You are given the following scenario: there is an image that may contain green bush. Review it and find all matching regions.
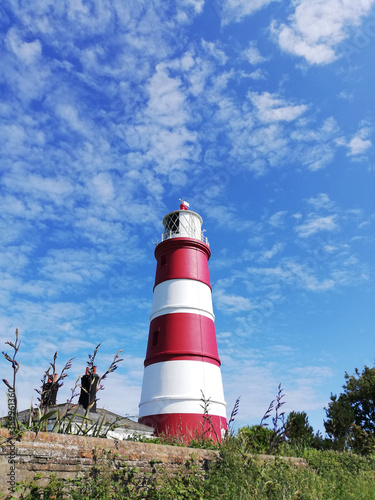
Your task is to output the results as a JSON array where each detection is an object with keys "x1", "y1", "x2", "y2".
[{"x1": 237, "y1": 425, "x2": 275, "y2": 454}]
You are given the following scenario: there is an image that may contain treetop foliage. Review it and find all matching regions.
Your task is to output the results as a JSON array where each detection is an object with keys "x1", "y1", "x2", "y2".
[{"x1": 324, "y1": 364, "x2": 375, "y2": 454}]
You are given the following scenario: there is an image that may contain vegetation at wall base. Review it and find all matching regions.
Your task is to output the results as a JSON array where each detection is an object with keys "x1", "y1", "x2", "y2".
[{"x1": 4, "y1": 439, "x2": 375, "y2": 500}]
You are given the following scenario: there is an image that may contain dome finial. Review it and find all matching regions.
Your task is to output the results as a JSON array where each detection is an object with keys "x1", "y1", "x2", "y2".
[{"x1": 179, "y1": 198, "x2": 190, "y2": 210}]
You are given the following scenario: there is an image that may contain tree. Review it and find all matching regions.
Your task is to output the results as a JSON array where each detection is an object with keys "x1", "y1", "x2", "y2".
[
  {"x1": 324, "y1": 365, "x2": 375, "y2": 454},
  {"x1": 285, "y1": 411, "x2": 314, "y2": 447},
  {"x1": 324, "y1": 394, "x2": 355, "y2": 451}
]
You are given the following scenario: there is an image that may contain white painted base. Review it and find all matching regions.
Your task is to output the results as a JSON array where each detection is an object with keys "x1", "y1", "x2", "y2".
[{"x1": 139, "y1": 360, "x2": 226, "y2": 418}]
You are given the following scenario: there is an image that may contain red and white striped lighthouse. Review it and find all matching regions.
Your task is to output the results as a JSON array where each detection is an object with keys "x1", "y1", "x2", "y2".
[{"x1": 139, "y1": 202, "x2": 226, "y2": 441}]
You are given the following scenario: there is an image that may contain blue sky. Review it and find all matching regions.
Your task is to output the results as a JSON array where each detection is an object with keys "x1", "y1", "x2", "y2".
[{"x1": 1, "y1": 0, "x2": 375, "y2": 435}]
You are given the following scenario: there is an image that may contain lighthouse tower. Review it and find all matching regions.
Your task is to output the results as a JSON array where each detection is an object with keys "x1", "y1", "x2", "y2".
[{"x1": 139, "y1": 202, "x2": 226, "y2": 441}]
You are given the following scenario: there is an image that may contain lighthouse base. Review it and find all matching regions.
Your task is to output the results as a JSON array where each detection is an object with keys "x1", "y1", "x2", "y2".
[
  {"x1": 139, "y1": 413, "x2": 226, "y2": 443},
  {"x1": 138, "y1": 360, "x2": 227, "y2": 442}
]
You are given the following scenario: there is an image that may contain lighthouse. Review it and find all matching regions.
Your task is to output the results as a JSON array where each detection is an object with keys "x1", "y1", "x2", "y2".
[{"x1": 139, "y1": 202, "x2": 226, "y2": 441}]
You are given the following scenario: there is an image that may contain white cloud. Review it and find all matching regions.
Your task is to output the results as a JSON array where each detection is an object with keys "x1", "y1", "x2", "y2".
[
  {"x1": 203, "y1": 89, "x2": 340, "y2": 176},
  {"x1": 2, "y1": 171, "x2": 74, "y2": 207},
  {"x1": 178, "y1": 0, "x2": 204, "y2": 16},
  {"x1": 221, "y1": 0, "x2": 280, "y2": 25},
  {"x1": 5, "y1": 27, "x2": 42, "y2": 64},
  {"x1": 221, "y1": 348, "x2": 333, "y2": 428},
  {"x1": 120, "y1": 61, "x2": 201, "y2": 177},
  {"x1": 292, "y1": 213, "x2": 303, "y2": 220},
  {"x1": 40, "y1": 249, "x2": 112, "y2": 286},
  {"x1": 56, "y1": 104, "x2": 91, "y2": 136},
  {"x1": 247, "y1": 260, "x2": 336, "y2": 292},
  {"x1": 214, "y1": 290, "x2": 255, "y2": 313},
  {"x1": 241, "y1": 69, "x2": 267, "y2": 80},
  {"x1": 347, "y1": 129, "x2": 372, "y2": 156},
  {"x1": 249, "y1": 124, "x2": 289, "y2": 162},
  {"x1": 338, "y1": 90, "x2": 354, "y2": 101},
  {"x1": 296, "y1": 215, "x2": 338, "y2": 237},
  {"x1": 92, "y1": 173, "x2": 115, "y2": 203},
  {"x1": 248, "y1": 91, "x2": 308, "y2": 123},
  {"x1": 146, "y1": 64, "x2": 188, "y2": 127},
  {"x1": 289, "y1": 365, "x2": 335, "y2": 380},
  {"x1": 272, "y1": 0, "x2": 375, "y2": 65},
  {"x1": 285, "y1": 261, "x2": 336, "y2": 291},
  {"x1": 201, "y1": 40, "x2": 228, "y2": 65},
  {"x1": 0, "y1": 124, "x2": 27, "y2": 151},
  {"x1": 259, "y1": 242, "x2": 285, "y2": 261},
  {"x1": 307, "y1": 193, "x2": 333, "y2": 211},
  {"x1": 268, "y1": 210, "x2": 288, "y2": 228},
  {"x1": 291, "y1": 117, "x2": 340, "y2": 171},
  {"x1": 270, "y1": 344, "x2": 297, "y2": 356},
  {"x1": 244, "y1": 41, "x2": 268, "y2": 65},
  {"x1": 303, "y1": 144, "x2": 336, "y2": 171}
]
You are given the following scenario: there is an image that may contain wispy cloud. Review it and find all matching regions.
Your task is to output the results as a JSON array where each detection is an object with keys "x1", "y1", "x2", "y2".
[
  {"x1": 248, "y1": 92, "x2": 308, "y2": 123},
  {"x1": 221, "y1": 0, "x2": 280, "y2": 25},
  {"x1": 243, "y1": 41, "x2": 268, "y2": 65},
  {"x1": 258, "y1": 243, "x2": 285, "y2": 261},
  {"x1": 242, "y1": 68, "x2": 267, "y2": 80},
  {"x1": 296, "y1": 215, "x2": 338, "y2": 237},
  {"x1": 5, "y1": 27, "x2": 42, "y2": 64},
  {"x1": 246, "y1": 260, "x2": 336, "y2": 292},
  {"x1": 307, "y1": 193, "x2": 334, "y2": 211},
  {"x1": 290, "y1": 117, "x2": 341, "y2": 171},
  {"x1": 214, "y1": 289, "x2": 255, "y2": 313},
  {"x1": 268, "y1": 211, "x2": 288, "y2": 228},
  {"x1": 221, "y1": 346, "x2": 334, "y2": 428}
]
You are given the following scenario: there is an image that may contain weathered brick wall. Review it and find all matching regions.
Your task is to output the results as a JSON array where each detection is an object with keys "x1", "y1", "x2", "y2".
[{"x1": 0, "y1": 428, "x2": 218, "y2": 497}]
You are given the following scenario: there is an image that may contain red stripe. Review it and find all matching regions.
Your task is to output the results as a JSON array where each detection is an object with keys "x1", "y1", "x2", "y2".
[
  {"x1": 154, "y1": 238, "x2": 211, "y2": 289},
  {"x1": 144, "y1": 313, "x2": 220, "y2": 367},
  {"x1": 139, "y1": 413, "x2": 226, "y2": 443}
]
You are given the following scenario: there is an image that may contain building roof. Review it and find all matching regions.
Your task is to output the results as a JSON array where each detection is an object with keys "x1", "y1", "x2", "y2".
[{"x1": 6, "y1": 403, "x2": 154, "y2": 438}]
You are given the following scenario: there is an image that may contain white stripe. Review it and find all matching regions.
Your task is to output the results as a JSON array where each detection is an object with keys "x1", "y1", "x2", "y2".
[
  {"x1": 151, "y1": 279, "x2": 214, "y2": 321},
  {"x1": 139, "y1": 360, "x2": 226, "y2": 418}
]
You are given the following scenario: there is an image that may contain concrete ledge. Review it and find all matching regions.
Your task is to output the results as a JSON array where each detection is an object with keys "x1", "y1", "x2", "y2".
[
  {"x1": 0, "y1": 428, "x2": 218, "y2": 496},
  {"x1": 0, "y1": 429, "x2": 307, "y2": 498}
]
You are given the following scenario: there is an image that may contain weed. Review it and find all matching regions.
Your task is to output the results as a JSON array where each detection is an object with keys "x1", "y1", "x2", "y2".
[
  {"x1": 2, "y1": 330, "x2": 124, "y2": 439},
  {"x1": 2, "y1": 328, "x2": 21, "y2": 433},
  {"x1": 226, "y1": 395, "x2": 240, "y2": 437}
]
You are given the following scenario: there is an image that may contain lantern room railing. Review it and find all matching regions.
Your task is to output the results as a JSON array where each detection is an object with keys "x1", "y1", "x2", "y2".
[{"x1": 159, "y1": 231, "x2": 209, "y2": 246}]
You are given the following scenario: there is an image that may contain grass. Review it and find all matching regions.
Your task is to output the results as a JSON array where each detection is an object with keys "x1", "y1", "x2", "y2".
[{"x1": 4, "y1": 438, "x2": 375, "y2": 499}]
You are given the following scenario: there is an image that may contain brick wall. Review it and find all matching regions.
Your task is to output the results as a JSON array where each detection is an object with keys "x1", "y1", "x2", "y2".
[{"x1": 0, "y1": 428, "x2": 219, "y2": 497}]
